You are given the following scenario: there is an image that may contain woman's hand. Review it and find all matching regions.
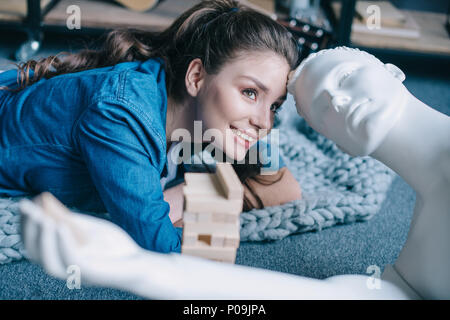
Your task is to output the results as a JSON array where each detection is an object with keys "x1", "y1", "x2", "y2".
[{"x1": 163, "y1": 183, "x2": 185, "y2": 226}]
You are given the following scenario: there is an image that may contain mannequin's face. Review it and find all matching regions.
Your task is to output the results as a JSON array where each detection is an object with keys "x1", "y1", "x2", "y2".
[
  {"x1": 190, "y1": 51, "x2": 290, "y2": 160},
  {"x1": 289, "y1": 49, "x2": 407, "y2": 156}
]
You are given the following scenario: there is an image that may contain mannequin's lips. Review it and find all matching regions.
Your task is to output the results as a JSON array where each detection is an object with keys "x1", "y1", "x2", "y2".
[{"x1": 346, "y1": 99, "x2": 371, "y2": 128}]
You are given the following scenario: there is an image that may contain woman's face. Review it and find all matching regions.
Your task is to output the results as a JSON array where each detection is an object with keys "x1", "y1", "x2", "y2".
[{"x1": 195, "y1": 51, "x2": 291, "y2": 161}]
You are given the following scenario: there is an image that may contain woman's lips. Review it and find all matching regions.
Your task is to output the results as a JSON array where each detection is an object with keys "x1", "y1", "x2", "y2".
[
  {"x1": 230, "y1": 125, "x2": 258, "y2": 140},
  {"x1": 234, "y1": 133, "x2": 250, "y2": 149},
  {"x1": 229, "y1": 125, "x2": 256, "y2": 150}
]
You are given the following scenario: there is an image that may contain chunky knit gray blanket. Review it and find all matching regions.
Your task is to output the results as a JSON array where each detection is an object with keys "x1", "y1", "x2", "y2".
[{"x1": 0, "y1": 96, "x2": 396, "y2": 264}]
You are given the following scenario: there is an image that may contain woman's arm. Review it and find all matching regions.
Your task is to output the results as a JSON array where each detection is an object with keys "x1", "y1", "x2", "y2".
[
  {"x1": 241, "y1": 140, "x2": 302, "y2": 211},
  {"x1": 75, "y1": 100, "x2": 181, "y2": 253},
  {"x1": 163, "y1": 183, "x2": 184, "y2": 227},
  {"x1": 242, "y1": 166, "x2": 302, "y2": 211}
]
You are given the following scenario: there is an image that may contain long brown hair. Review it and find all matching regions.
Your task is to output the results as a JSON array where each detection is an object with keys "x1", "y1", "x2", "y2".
[
  {"x1": 3, "y1": 0, "x2": 298, "y2": 101},
  {"x1": 3, "y1": 0, "x2": 299, "y2": 184}
]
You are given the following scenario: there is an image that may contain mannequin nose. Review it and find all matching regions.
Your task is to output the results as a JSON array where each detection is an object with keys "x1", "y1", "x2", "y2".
[{"x1": 325, "y1": 90, "x2": 351, "y2": 112}]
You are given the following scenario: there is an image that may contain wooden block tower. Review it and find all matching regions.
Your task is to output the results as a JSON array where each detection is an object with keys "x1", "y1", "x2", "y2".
[{"x1": 181, "y1": 162, "x2": 244, "y2": 263}]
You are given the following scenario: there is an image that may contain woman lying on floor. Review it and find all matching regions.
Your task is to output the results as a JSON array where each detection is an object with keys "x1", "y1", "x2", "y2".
[{"x1": 0, "y1": 0, "x2": 302, "y2": 253}]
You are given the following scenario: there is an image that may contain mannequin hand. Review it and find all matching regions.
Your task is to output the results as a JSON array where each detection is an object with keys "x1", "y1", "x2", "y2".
[
  {"x1": 17, "y1": 193, "x2": 413, "y2": 299},
  {"x1": 19, "y1": 193, "x2": 146, "y2": 290}
]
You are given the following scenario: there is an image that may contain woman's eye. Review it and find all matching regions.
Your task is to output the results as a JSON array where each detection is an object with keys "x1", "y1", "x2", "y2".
[{"x1": 242, "y1": 88, "x2": 257, "y2": 101}]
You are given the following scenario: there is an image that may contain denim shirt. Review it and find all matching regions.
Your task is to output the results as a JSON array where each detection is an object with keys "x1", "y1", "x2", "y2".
[{"x1": 0, "y1": 58, "x2": 182, "y2": 253}]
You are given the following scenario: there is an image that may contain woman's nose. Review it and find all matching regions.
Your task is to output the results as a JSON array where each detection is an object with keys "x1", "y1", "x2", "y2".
[
  {"x1": 252, "y1": 105, "x2": 272, "y2": 132},
  {"x1": 249, "y1": 104, "x2": 272, "y2": 139}
]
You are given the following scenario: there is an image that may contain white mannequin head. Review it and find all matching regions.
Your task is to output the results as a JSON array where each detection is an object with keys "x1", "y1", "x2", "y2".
[{"x1": 287, "y1": 47, "x2": 408, "y2": 156}]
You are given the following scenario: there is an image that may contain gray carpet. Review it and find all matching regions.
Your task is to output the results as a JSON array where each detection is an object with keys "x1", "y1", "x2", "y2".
[
  {"x1": 0, "y1": 30, "x2": 449, "y2": 299},
  {"x1": 0, "y1": 175, "x2": 415, "y2": 300}
]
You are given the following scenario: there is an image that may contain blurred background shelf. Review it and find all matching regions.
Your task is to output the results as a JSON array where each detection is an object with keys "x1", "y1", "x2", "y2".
[
  {"x1": 0, "y1": 0, "x2": 201, "y2": 34},
  {"x1": 0, "y1": 0, "x2": 276, "y2": 61},
  {"x1": 351, "y1": 10, "x2": 450, "y2": 56},
  {"x1": 0, "y1": 0, "x2": 449, "y2": 62},
  {"x1": 0, "y1": 0, "x2": 202, "y2": 61},
  {"x1": 43, "y1": 0, "x2": 199, "y2": 32},
  {"x1": 0, "y1": 0, "x2": 53, "y2": 23},
  {"x1": 325, "y1": 0, "x2": 450, "y2": 59}
]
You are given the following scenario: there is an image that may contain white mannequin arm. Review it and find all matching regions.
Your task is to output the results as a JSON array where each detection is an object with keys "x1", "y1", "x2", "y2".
[{"x1": 19, "y1": 196, "x2": 412, "y2": 299}]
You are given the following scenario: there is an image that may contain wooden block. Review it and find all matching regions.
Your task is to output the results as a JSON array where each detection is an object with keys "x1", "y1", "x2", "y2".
[
  {"x1": 182, "y1": 232, "x2": 240, "y2": 248},
  {"x1": 182, "y1": 169, "x2": 243, "y2": 214},
  {"x1": 182, "y1": 232, "x2": 197, "y2": 246},
  {"x1": 183, "y1": 173, "x2": 224, "y2": 198},
  {"x1": 197, "y1": 212, "x2": 210, "y2": 223},
  {"x1": 197, "y1": 234, "x2": 212, "y2": 246},
  {"x1": 215, "y1": 162, "x2": 244, "y2": 200},
  {"x1": 181, "y1": 244, "x2": 237, "y2": 263},
  {"x1": 184, "y1": 211, "x2": 241, "y2": 224},
  {"x1": 184, "y1": 195, "x2": 242, "y2": 215},
  {"x1": 211, "y1": 234, "x2": 225, "y2": 247},
  {"x1": 182, "y1": 232, "x2": 212, "y2": 246},
  {"x1": 211, "y1": 213, "x2": 226, "y2": 223},
  {"x1": 224, "y1": 236, "x2": 240, "y2": 248},
  {"x1": 183, "y1": 221, "x2": 240, "y2": 238},
  {"x1": 182, "y1": 211, "x2": 197, "y2": 223},
  {"x1": 225, "y1": 214, "x2": 240, "y2": 224}
]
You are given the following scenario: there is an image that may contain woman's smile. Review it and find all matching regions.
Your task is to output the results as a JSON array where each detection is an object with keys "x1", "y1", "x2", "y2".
[{"x1": 229, "y1": 125, "x2": 258, "y2": 150}]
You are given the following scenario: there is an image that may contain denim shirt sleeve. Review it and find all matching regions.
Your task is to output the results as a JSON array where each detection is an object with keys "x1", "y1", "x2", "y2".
[{"x1": 74, "y1": 98, "x2": 181, "y2": 253}]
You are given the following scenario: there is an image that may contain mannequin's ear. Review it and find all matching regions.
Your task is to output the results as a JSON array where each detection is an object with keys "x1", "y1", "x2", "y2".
[
  {"x1": 185, "y1": 58, "x2": 206, "y2": 97},
  {"x1": 384, "y1": 63, "x2": 405, "y2": 82}
]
